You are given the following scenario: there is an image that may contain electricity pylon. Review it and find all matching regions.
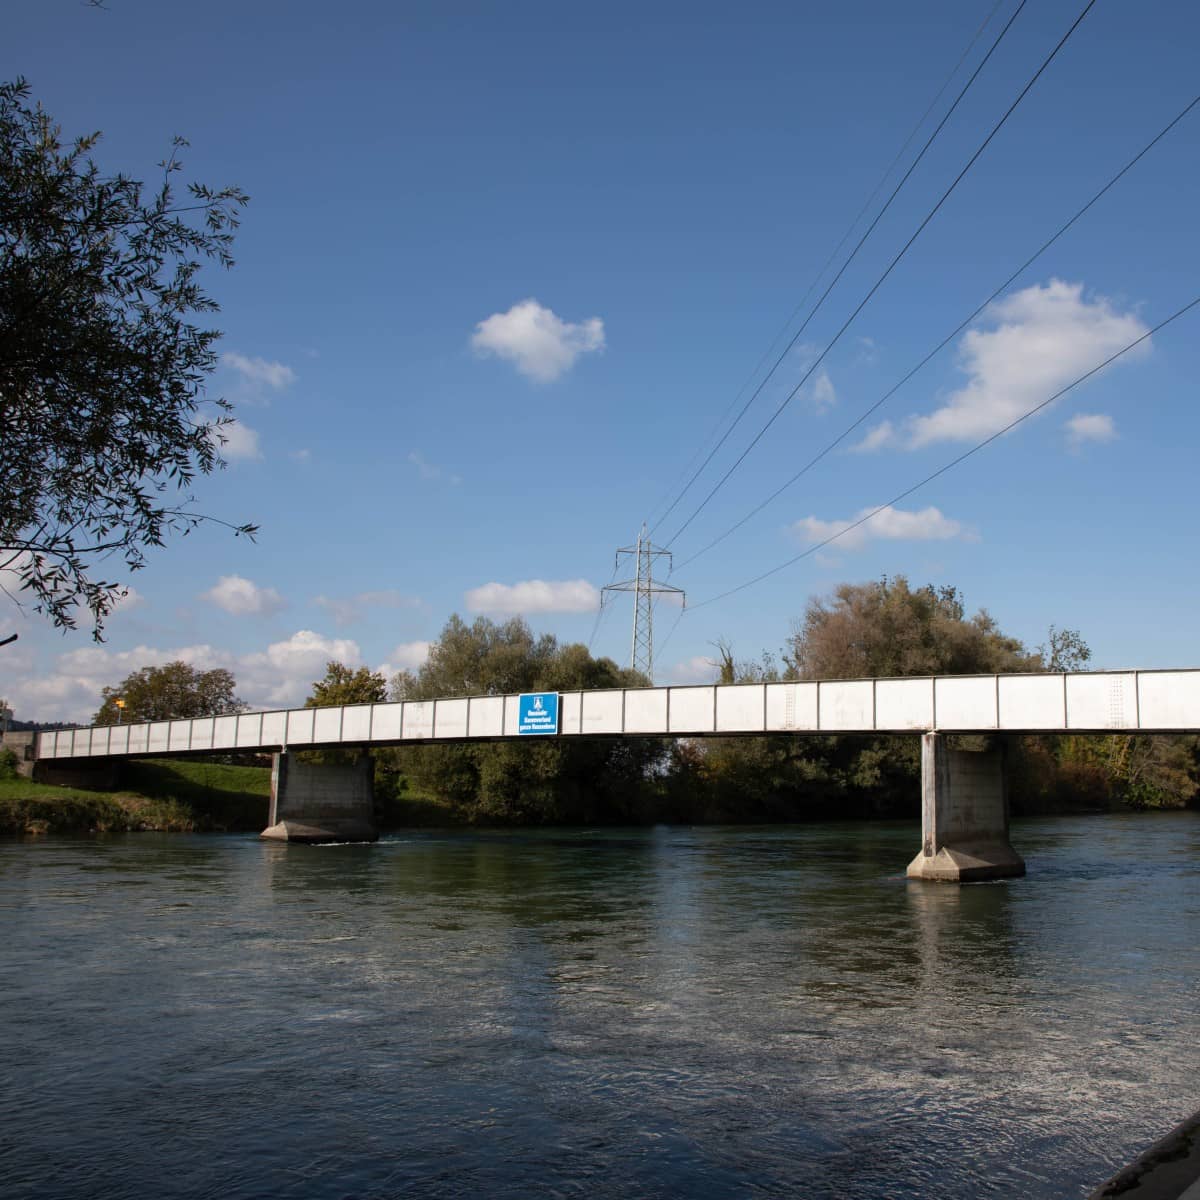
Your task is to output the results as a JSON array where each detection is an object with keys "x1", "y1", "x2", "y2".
[{"x1": 602, "y1": 525, "x2": 685, "y2": 683}]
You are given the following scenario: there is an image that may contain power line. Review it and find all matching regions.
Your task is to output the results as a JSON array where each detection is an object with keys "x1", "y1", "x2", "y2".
[
  {"x1": 685, "y1": 293, "x2": 1200, "y2": 612},
  {"x1": 649, "y1": 0, "x2": 1028, "y2": 541},
  {"x1": 640, "y1": 0, "x2": 1006, "y2": 533},
  {"x1": 660, "y1": 0, "x2": 1099, "y2": 551},
  {"x1": 672, "y1": 90, "x2": 1200, "y2": 573}
]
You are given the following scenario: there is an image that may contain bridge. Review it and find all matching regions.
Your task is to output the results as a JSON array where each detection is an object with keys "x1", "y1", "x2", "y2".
[{"x1": 18, "y1": 667, "x2": 1200, "y2": 881}]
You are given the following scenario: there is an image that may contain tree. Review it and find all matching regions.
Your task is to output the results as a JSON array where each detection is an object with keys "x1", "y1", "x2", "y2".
[
  {"x1": 385, "y1": 615, "x2": 659, "y2": 823},
  {"x1": 1037, "y1": 625, "x2": 1092, "y2": 672},
  {"x1": 94, "y1": 661, "x2": 245, "y2": 725},
  {"x1": 785, "y1": 576, "x2": 1034, "y2": 680},
  {"x1": 305, "y1": 662, "x2": 387, "y2": 708},
  {"x1": 0, "y1": 79, "x2": 253, "y2": 638}
]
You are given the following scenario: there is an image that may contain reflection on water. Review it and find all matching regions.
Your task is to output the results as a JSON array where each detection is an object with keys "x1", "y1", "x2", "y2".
[{"x1": 1, "y1": 815, "x2": 1198, "y2": 1198}]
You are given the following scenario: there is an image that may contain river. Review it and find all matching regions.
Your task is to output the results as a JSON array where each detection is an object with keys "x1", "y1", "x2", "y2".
[{"x1": 1, "y1": 814, "x2": 1198, "y2": 1198}]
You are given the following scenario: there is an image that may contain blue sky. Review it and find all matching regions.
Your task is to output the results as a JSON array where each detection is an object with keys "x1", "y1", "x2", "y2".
[{"x1": 4, "y1": 0, "x2": 1199, "y2": 722}]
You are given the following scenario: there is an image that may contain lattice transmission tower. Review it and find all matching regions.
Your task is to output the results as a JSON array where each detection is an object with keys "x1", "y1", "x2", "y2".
[{"x1": 602, "y1": 525, "x2": 685, "y2": 683}]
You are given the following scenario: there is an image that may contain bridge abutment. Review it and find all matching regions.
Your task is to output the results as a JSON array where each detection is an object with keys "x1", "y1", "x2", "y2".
[
  {"x1": 261, "y1": 751, "x2": 377, "y2": 844},
  {"x1": 906, "y1": 732, "x2": 1025, "y2": 883}
]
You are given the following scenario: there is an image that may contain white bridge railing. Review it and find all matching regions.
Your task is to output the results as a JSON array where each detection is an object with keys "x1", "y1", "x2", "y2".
[{"x1": 35, "y1": 669, "x2": 1200, "y2": 762}]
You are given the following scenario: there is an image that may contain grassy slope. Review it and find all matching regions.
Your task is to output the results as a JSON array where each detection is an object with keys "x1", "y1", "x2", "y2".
[{"x1": 0, "y1": 758, "x2": 271, "y2": 835}]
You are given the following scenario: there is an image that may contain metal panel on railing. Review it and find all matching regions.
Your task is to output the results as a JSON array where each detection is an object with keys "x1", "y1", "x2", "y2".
[
  {"x1": 1066, "y1": 672, "x2": 1135, "y2": 729},
  {"x1": 403, "y1": 701, "x2": 434, "y2": 740},
  {"x1": 626, "y1": 689, "x2": 667, "y2": 734},
  {"x1": 935, "y1": 676, "x2": 996, "y2": 730},
  {"x1": 581, "y1": 690, "x2": 623, "y2": 734},
  {"x1": 261, "y1": 711, "x2": 287, "y2": 748},
  {"x1": 169, "y1": 720, "x2": 191, "y2": 752},
  {"x1": 341, "y1": 705, "x2": 371, "y2": 743},
  {"x1": 468, "y1": 696, "x2": 503, "y2": 737},
  {"x1": 213, "y1": 715, "x2": 238, "y2": 750},
  {"x1": 820, "y1": 681, "x2": 874, "y2": 731},
  {"x1": 560, "y1": 692, "x2": 583, "y2": 735},
  {"x1": 371, "y1": 702, "x2": 402, "y2": 741},
  {"x1": 237, "y1": 712, "x2": 264, "y2": 748},
  {"x1": 286, "y1": 708, "x2": 314, "y2": 745},
  {"x1": 1137, "y1": 671, "x2": 1200, "y2": 729},
  {"x1": 717, "y1": 684, "x2": 765, "y2": 732},
  {"x1": 669, "y1": 686, "x2": 715, "y2": 734},
  {"x1": 434, "y1": 698, "x2": 468, "y2": 739},
  {"x1": 875, "y1": 678, "x2": 933, "y2": 731},
  {"x1": 998, "y1": 675, "x2": 1065, "y2": 730},
  {"x1": 766, "y1": 682, "x2": 818, "y2": 731}
]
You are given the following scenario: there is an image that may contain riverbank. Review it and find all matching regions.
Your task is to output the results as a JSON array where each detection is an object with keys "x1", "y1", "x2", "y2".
[
  {"x1": 0, "y1": 758, "x2": 272, "y2": 834},
  {"x1": 0, "y1": 758, "x2": 462, "y2": 835}
]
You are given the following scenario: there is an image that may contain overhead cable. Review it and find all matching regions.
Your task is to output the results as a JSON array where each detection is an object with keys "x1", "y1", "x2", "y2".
[
  {"x1": 661, "y1": 0, "x2": 1099, "y2": 551},
  {"x1": 640, "y1": 0, "x2": 1007, "y2": 533},
  {"x1": 685, "y1": 294, "x2": 1200, "y2": 612},
  {"x1": 649, "y1": 0, "x2": 1028, "y2": 540},
  {"x1": 672, "y1": 90, "x2": 1200, "y2": 573}
]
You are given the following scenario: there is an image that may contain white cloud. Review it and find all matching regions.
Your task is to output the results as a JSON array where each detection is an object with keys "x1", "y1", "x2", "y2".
[
  {"x1": 313, "y1": 590, "x2": 421, "y2": 628},
  {"x1": 2, "y1": 628, "x2": 371, "y2": 723},
  {"x1": 851, "y1": 420, "x2": 897, "y2": 453},
  {"x1": 465, "y1": 579, "x2": 600, "y2": 615},
  {"x1": 201, "y1": 575, "x2": 287, "y2": 617},
  {"x1": 378, "y1": 641, "x2": 432, "y2": 677},
  {"x1": 903, "y1": 280, "x2": 1147, "y2": 448},
  {"x1": 239, "y1": 630, "x2": 363, "y2": 705},
  {"x1": 290, "y1": 448, "x2": 312, "y2": 463},
  {"x1": 792, "y1": 504, "x2": 972, "y2": 552},
  {"x1": 810, "y1": 368, "x2": 837, "y2": 411},
  {"x1": 213, "y1": 419, "x2": 263, "y2": 461},
  {"x1": 471, "y1": 298, "x2": 605, "y2": 382},
  {"x1": 407, "y1": 451, "x2": 462, "y2": 486},
  {"x1": 1065, "y1": 412, "x2": 1116, "y2": 449},
  {"x1": 665, "y1": 655, "x2": 718, "y2": 685},
  {"x1": 222, "y1": 353, "x2": 297, "y2": 393}
]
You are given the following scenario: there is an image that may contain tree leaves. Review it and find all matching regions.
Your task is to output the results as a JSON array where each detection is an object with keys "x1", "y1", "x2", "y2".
[{"x1": 0, "y1": 79, "x2": 251, "y2": 638}]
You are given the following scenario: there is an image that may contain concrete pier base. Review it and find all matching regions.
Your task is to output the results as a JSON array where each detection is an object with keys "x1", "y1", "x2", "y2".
[
  {"x1": 260, "y1": 751, "x2": 377, "y2": 843},
  {"x1": 906, "y1": 732, "x2": 1025, "y2": 883}
]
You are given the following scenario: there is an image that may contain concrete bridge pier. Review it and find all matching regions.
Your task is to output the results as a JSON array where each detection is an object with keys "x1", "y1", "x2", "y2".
[
  {"x1": 261, "y1": 751, "x2": 377, "y2": 844},
  {"x1": 906, "y1": 732, "x2": 1025, "y2": 883}
]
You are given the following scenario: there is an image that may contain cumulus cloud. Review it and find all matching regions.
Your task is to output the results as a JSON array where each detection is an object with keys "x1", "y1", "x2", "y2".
[
  {"x1": 465, "y1": 579, "x2": 600, "y2": 615},
  {"x1": 792, "y1": 505, "x2": 972, "y2": 552},
  {"x1": 212, "y1": 419, "x2": 263, "y2": 461},
  {"x1": 222, "y1": 352, "x2": 297, "y2": 395},
  {"x1": 1065, "y1": 412, "x2": 1116, "y2": 449},
  {"x1": 851, "y1": 420, "x2": 896, "y2": 453},
  {"x1": 471, "y1": 299, "x2": 605, "y2": 382},
  {"x1": 2, "y1": 628, "x2": 375, "y2": 723},
  {"x1": 902, "y1": 280, "x2": 1147, "y2": 448},
  {"x1": 201, "y1": 575, "x2": 287, "y2": 617},
  {"x1": 378, "y1": 641, "x2": 432, "y2": 678},
  {"x1": 239, "y1": 630, "x2": 363, "y2": 705},
  {"x1": 313, "y1": 590, "x2": 422, "y2": 628}
]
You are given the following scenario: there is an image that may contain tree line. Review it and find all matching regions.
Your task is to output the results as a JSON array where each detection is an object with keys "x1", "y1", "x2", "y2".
[{"x1": 90, "y1": 577, "x2": 1200, "y2": 824}]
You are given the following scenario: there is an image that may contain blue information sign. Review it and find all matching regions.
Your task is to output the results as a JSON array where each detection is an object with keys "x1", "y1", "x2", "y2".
[{"x1": 518, "y1": 692, "x2": 560, "y2": 736}]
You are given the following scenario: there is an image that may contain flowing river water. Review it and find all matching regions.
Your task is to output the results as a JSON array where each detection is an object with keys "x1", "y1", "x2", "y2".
[{"x1": 2, "y1": 814, "x2": 1198, "y2": 1198}]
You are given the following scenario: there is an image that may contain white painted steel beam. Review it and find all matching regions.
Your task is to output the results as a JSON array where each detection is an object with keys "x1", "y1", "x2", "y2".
[{"x1": 33, "y1": 669, "x2": 1200, "y2": 761}]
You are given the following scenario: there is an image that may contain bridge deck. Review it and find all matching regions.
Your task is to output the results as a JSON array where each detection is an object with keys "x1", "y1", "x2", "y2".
[{"x1": 34, "y1": 669, "x2": 1200, "y2": 762}]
